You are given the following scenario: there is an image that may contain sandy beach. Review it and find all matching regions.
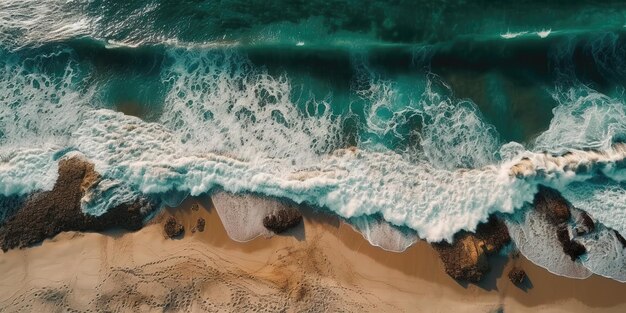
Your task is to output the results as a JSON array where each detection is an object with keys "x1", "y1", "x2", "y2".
[{"x1": 1, "y1": 196, "x2": 625, "y2": 312}]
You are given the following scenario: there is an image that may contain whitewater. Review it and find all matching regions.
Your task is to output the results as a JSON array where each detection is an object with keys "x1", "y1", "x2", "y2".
[{"x1": 2, "y1": 0, "x2": 626, "y2": 283}]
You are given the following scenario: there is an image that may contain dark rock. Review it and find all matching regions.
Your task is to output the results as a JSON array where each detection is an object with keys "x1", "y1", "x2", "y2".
[
  {"x1": 0, "y1": 157, "x2": 153, "y2": 252},
  {"x1": 164, "y1": 216, "x2": 184, "y2": 238},
  {"x1": 433, "y1": 236, "x2": 489, "y2": 282},
  {"x1": 508, "y1": 267, "x2": 526, "y2": 285},
  {"x1": 196, "y1": 218, "x2": 205, "y2": 232},
  {"x1": 615, "y1": 230, "x2": 626, "y2": 248},
  {"x1": 533, "y1": 185, "x2": 571, "y2": 225},
  {"x1": 556, "y1": 225, "x2": 586, "y2": 261},
  {"x1": 556, "y1": 225, "x2": 570, "y2": 244},
  {"x1": 192, "y1": 217, "x2": 205, "y2": 233},
  {"x1": 432, "y1": 217, "x2": 511, "y2": 282},
  {"x1": 575, "y1": 211, "x2": 595, "y2": 236},
  {"x1": 472, "y1": 216, "x2": 512, "y2": 252},
  {"x1": 563, "y1": 240, "x2": 587, "y2": 261},
  {"x1": 263, "y1": 208, "x2": 302, "y2": 233}
]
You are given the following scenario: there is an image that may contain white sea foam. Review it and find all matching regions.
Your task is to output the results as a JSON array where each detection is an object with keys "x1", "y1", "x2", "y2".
[
  {"x1": 506, "y1": 208, "x2": 593, "y2": 279},
  {"x1": 71, "y1": 108, "x2": 535, "y2": 242},
  {"x1": 0, "y1": 50, "x2": 91, "y2": 197},
  {"x1": 0, "y1": 50, "x2": 90, "y2": 148},
  {"x1": 578, "y1": 223, "x2": 626, "y2": 282},
  {"x1": 534, "y1": 86, "x2": 626, "y2": 154},
  {"x1": 509, "y1": 143, "x2": 626, "y2": 187},
  {"x1": 347, "y1": 215, "x2": 419, "y2": 252},
  {"x1": 536, "y1": 29, "x2": 552, "y2": 38},
  {"x1": 54, "y1": 52, "x2": 626, "y2": 249},
  {"x1": 211, "y1": 191, "x2": 290, "y2": 241},
  {"x1": 353, "y1": 58, "x2": 499, "y2": 169},
  {"x1": 0, "y1": 0, "x2": 92, "y2": 49},
  {"x1": 418, "y1": 78, "x2": 500, "y2": 169},
  {"x1": 0, "y1": 148, "x2": 59, "y2": 196},
  {"x1": 562, "y1": 183, "x2": 626, "y2": 236},
  {"x1": 160, "y1": 50, "x2": 341, "y2": 166},
  {"x1": 500, "y1": 31, "x2": 528, "y2": 39},
  {"x1": 81, "y1": 178, "x2": 142, "y2": 216}
]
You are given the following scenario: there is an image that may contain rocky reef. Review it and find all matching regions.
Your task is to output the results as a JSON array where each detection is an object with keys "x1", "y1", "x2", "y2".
[
  {"x1": 0, "y1": 156, "x2": 154, "y2": 251},
  {"x1": 432, "y1": 217, "x2": 511, "y2": 282}
]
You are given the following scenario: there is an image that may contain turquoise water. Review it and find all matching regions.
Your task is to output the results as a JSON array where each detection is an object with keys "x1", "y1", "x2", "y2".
[{"x1": 1, "y1": 0, "x2": 626, "y2": 281}]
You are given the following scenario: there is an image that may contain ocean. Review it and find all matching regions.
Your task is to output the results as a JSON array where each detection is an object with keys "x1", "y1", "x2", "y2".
[{"x1": 1, "y1": 0, "x2": 626, "y2": 282}]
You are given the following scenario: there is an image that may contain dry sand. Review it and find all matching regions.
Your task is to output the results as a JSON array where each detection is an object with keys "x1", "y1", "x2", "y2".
[{"x1": 1, "y1": 197, "x2": 625, "y2": 312}]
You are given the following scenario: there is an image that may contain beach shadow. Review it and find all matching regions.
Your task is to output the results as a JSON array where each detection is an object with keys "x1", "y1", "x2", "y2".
[
  {"x1": 514, "y1": 274, "x2": 534, "y2": 292},
  {"x1": 274, "y1": 221, "x2": 305, "y2": 241},
  {"x1": 475, "y1": 254, "x2": 510, "y2": 291},
  {"x1": 452, "y1": 253, "x2": 511, "y2": 291},
  {"x1": 101, "y1": 228, "x2": 131, "y2": 239},
  {"x1": 273, "y1": 204, "x2": 344, "y2": 242}
]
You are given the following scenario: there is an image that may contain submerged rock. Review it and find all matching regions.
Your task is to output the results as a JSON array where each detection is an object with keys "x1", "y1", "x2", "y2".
[
  {"x1": 556, "y1": 225, "x2": 587, "y2": 261},
  {"x1": 508, "y1": 267, "x2": 526, "y2": 285},
  {"x1": 532, "y1": 186, "x2": 587, "y2": 261},
  {"x1": 164, "y1": 216, "x2": 184, "y2": 238},
  {"x1": 564, "y1": 240, "x2": 587, "y2": 261},
  {"x1": 533, "y1": 185, "x2": 571, "y2": 225},
  {"x1": 432, "y1": 217, "x2": 510, "y2": 282},
  {"x1": 263, "y1": 208, "x2": 303, "y2": 233},
  {"x1": 575, "y1": 211, "x2": 595, "y2": 236},
  {"x1": 0, "y1": 157, "x2": 153, "y2": 252}
]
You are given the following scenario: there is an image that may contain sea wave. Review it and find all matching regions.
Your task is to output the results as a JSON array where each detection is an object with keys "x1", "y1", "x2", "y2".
[{"x1": 0, "y1": 34, "x2": 626, "y2": 281}]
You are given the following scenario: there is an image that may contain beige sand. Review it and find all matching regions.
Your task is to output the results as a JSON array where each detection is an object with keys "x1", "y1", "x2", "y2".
[{"x1": 1, "y1": 197, "x2": 625, "y2": 312}]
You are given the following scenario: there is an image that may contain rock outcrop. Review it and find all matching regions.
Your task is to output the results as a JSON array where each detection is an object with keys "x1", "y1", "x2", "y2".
[
  {"x1": 0, "y1": 157, "x2": 153, "y2": 252},
  {"x1": 556, "y1": 225, "x2": 587, "y2": 261},
  {"x1": 508, "y1": 267, "x2": 526, "y2": 285},
  {"x1": 575, "y1": 211, "x2": 595, "y2": 236},
  {"x1": 196, "y1": 218, "x2": 205, "y2": 232},
  {"x1": 432, "y1": 217, "x2": 511, "y2": 282},
  {"x1": 263, "y1": 208, "x2": 303, "y2": 233},
  {"x1": 164, "y1": 216, "x2": 184, "y2": 238},
  {"x1": 534, "y1": 185, "x2": 571, "y2": 225},
  {"x1": 533, "y1": 186, "x2": 587, "y2": 260}
]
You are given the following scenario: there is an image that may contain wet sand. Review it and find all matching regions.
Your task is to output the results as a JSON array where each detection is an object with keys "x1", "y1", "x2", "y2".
[{"x1": 1, "y1": 197, "x2": 625, "y2": 312}]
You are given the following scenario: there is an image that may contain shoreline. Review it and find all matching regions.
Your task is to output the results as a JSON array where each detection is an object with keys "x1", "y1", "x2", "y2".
[{"x1": 1, "y1": 196, "x2": 625, "y2": 312}]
